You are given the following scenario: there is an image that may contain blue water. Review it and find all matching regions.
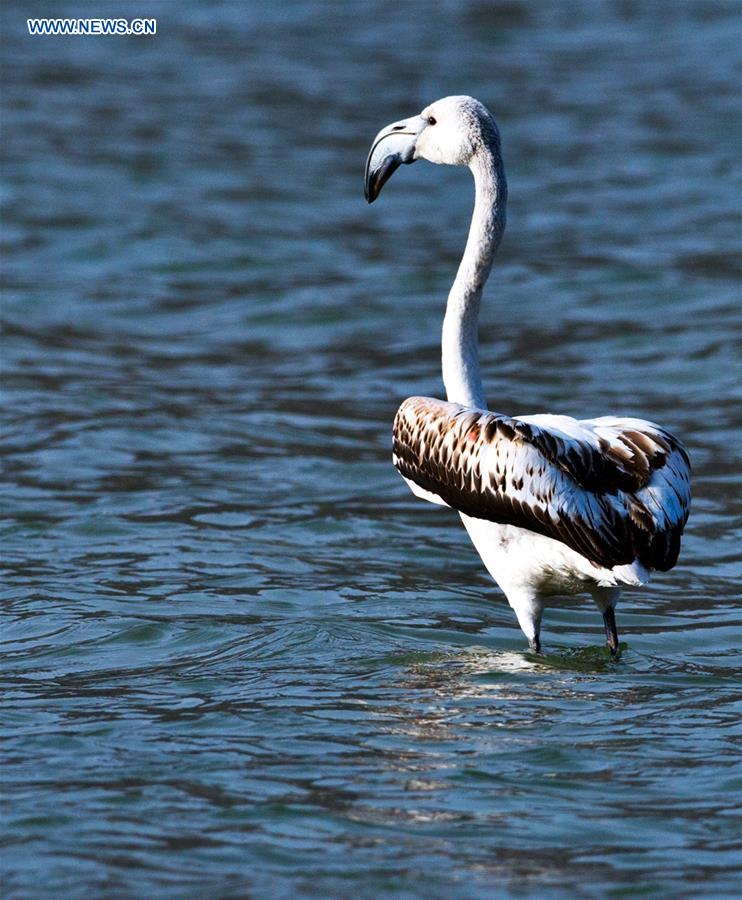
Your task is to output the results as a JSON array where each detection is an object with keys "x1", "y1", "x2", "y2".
[{"x1": 2, "y1": 1, "x2": 741, "y2": 896}]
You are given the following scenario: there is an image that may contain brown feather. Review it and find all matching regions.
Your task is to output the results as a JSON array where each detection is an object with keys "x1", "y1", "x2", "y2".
[{"x1": 393, "y1": 396, "x2": 690, "y2": 572}]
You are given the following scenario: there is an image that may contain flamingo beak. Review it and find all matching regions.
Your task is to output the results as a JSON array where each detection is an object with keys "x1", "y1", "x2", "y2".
[{"x1": 364, "y1": 115, "x2": 428, "y2": 203}]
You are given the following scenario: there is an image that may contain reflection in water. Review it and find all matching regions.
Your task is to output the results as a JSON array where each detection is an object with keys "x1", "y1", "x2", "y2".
[{"x1": 1, "y1": 0, "x2": 741, "y2": 896}]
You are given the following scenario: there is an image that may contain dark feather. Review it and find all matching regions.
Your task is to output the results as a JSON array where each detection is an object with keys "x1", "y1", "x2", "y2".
[{"x1": 393, "y1": 397, "x2": 691, "y2": 572}]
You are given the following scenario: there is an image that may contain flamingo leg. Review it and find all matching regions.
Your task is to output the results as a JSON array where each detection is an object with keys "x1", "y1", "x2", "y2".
[{"x1": 603, "y1": 606, "x2": 620, "y2": 657}]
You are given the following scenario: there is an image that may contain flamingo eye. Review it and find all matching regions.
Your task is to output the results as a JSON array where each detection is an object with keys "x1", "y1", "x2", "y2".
[{"x1": 428, "y1": 116, "x2": 437, "y2": 125}]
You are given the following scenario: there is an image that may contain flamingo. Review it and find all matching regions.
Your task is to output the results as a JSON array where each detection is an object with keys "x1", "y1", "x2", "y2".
[{"x1": 364, "y1": 96, "x2": 691, "y2": 655}]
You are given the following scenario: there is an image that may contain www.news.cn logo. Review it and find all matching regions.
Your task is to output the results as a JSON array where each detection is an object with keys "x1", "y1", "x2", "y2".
[{"x1": 27, "y1": 18, "x2": 156, "y2": 36}]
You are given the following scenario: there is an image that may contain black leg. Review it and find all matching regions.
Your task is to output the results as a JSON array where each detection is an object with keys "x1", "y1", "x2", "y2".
[
  {"x1": 529, "y1": 635, "x2": 541, "y2": 653},
  {"x1": 603, "y1": 606, "x2": 620, "y2": 657}
]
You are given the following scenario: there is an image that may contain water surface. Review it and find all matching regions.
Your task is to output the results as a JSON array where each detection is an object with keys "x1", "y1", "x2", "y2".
[{"x1": 2, "y1": 1, "x2": 741, "y2": 896}]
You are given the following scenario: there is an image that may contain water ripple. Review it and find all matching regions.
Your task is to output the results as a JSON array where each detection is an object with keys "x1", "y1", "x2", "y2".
[{"x1": 2, "y1": 1, "x2": 741, "y2": 896}]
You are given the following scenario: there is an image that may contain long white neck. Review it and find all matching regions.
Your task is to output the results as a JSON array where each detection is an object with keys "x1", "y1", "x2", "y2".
[{"x1": 441, "y1": 140, "x2": 506, "y2": 408}]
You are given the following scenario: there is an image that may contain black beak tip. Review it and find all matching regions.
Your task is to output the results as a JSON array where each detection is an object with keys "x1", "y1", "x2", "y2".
[
  {"x1": 364, "y1": 154, "x2": 401, "y2": 205},
  {"x1": 364, "y1": 171, "x2": 378, "y2": 203}
]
